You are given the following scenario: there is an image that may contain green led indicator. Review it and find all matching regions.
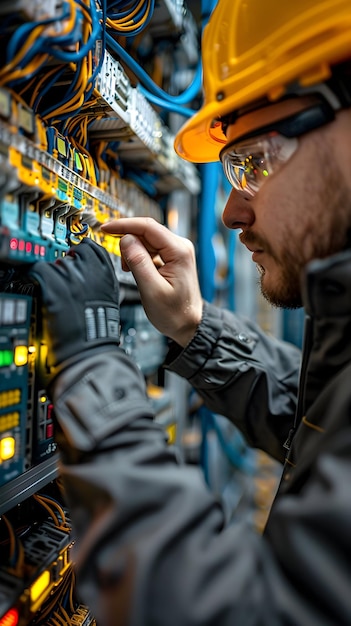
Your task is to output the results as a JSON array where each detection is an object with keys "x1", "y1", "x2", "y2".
[
  {"x1": 0, "y1": 350, "x2": 13, "y2": 367},
  {"x1": 58, "y1": 178, "x2": 68, "y2": 192},
  {"x1": 75, "y1": 152, "x2": 83, "y2": 171},
  {"x1": 263, "y1": 169, "x2": 269, "y2": 177}
]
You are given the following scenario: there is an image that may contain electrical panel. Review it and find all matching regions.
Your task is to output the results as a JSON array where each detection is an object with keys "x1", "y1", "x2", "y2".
[{"x1": 0, "y1": 1, "x2": 201, "y2": 623}]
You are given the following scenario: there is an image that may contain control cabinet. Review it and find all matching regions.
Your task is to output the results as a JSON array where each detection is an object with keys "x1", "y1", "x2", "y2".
[{"x1": 0, "y1": 2, "x2": 201, "y2": 623}]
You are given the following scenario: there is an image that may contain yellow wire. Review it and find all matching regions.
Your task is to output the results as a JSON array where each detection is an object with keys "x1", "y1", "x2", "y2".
[
  {"x1": 33, "y1": 494, "x2": 60, "y2": 527},
  {"x1": 53, "y1": 610, "x2": 69, "y2": 626},
  {"x1": 15, "y1": 534, "x2": 25, "y2": 576},
  {"x1": 29, "y1": 65, "x2": 64, "y2": 108},
  {"x1": 36, "y1": 495, "x2": 68, "y2": 527},
  {"x1": 45, "y1": 0, "x2": 77, "y2": 39},
  {"x1": 59, "y1": 0, "x2": 77, "y2": 36},
  {"x1": 0, "y1": 0, "x2": 77, "y2": 88},
  {"x1": 110, "y1": 0, "x2": 147, "y2": 24},
  {"x1": 18, "y1": 74, "x2": 37, "y2": 98},
  {"x1": 1, "y1": 515, "x2": 15, "y2": 561},
  {"x1": 106, "y1": 8, "x2": 150, "y2": 31},
  {"x1": 0, "y1": 55, "x2": 49, "y2": 88},
  {"x1": 0, "y1": 24, "x2": 47, "y2": 79},
  {"x1": 59, "y1": 605, "x2": 73, "y2": 625},
  {"x1": 1, "y1": 515, "x2": 25, "y2": 576},
  {"x1": 7, "y1": 88, "x2": 31, "y2": 109},
  {"x1": 35, "y1": 568, "x2": 74, "y2": 623},
  {"x1": 42, "y1": 55, "x2": 89, "y2": 120},
  {"x1": 69, "y1": 570, "x2": 76, "y2": 612}
]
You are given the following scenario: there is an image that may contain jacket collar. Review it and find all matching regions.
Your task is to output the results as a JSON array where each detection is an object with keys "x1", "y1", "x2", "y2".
[
  {"x1": 300, "y1": 249, "x2": 351, "y2": 414},
  {"x1": 302, "y1": 249, "x2": 351, "y2": 318}
]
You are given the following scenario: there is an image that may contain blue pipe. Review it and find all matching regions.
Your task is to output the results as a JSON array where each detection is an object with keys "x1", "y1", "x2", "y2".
[{"x1": 197, "y1": 162, "x2": 220, "y2": 302}]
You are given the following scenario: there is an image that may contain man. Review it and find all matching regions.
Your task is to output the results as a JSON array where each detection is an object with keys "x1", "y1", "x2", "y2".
[{"x1": 30, "y1": 0, "x2": 351, "y2": 623}]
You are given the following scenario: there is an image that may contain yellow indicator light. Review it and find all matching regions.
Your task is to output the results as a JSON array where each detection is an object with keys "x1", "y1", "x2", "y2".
[
  {"x1": 0, "y1": 389, "x2": 21, "y2": 408},
  {"x1": 0, "y1": 412, "x2": 20, "y2": 433},
  {"x1": 166, "y1": 423, "x2": 177, "y2": 445},
  {"x1": 30, "y1": 569, "x2": 51, "y2": 605},
  {"x1": 0, "y1": 437, "x2": 15, "y2": 461},
  {"x1": 28, "y1": 345, "x2": 36, "y2": 355},
  {"x1": 14, "y1": 345, "x2": 28, "y2": 366},
  {"x1": 147, "y1": 384, "x2": 163, "y2": 398},
  {"x1": 39, "y1": 395, "x2": 47, "y2": 404}
]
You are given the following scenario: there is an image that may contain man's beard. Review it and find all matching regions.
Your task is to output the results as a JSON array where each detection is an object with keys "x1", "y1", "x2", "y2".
[
  {"x1": 239, "y1": 174, "x2": 351, "y2": 309},
  {"x1": 257, "y1": 255, "x2": 303, "y2": 309},
  {"x1": 240, "y1": 231, "x2": 303, "y2": 308}
]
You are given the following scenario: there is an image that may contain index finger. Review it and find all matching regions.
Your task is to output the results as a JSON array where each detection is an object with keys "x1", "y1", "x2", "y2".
[{"x1": 101, "y1": 217, "x2": 182, "y2": 262}]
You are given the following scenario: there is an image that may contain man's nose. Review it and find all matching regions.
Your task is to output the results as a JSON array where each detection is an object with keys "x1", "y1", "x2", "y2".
[{"x1": 222, "y1": 188, "x2": 255, "y2": 230}]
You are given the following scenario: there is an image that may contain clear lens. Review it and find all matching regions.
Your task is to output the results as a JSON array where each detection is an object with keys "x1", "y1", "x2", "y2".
[{"x1": 221, "y1": 133, "x2": 298, "y2": 196}]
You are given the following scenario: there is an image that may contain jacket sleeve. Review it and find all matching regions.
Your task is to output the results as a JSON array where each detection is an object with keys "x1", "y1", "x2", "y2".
[
  {"x1": 52, "y1": 349, "x2": 351, "y2": 626},
  {"x1": 164, "y1": 301, "x2": 302, "y2": 462}
]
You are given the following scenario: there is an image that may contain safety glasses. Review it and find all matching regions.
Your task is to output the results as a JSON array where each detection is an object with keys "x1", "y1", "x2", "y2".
[{"x1": 219, "y1": 100, "x2": 336, "y2": 196}]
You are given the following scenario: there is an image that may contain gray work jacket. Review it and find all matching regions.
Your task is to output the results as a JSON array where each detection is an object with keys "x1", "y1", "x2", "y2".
[{"x1": 52, "y1": 249, "x2": 351, "y2": 625}]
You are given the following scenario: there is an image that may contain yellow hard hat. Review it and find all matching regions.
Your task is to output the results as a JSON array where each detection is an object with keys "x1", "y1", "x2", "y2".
[{"x1": 175, "y1": 0, "x2": 351, "y2": 163}]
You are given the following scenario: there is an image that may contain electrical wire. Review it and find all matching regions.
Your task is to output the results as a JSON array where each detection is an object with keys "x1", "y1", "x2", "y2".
[
  {"x1": 33, "y1": 494, "x2": 70, "y2": 532},
  {"x1": 106, "y1": 32, "x2": 202, "y2": 105},
  {"x1": 0, "y1": 0, "x2": 76, "y2": 87},
  {"x1": 1, "y1": 515, "x2": 25, "y2": 576},
  {"x1": 42, "y1": 0, "x2": 101, "y2": 64},
  {"x1": 137, "y1": 88, "x2": 195, "y2": 117},
  {"x1": 106, "y1": 0, "x2": 155, "y2": 35},
  {"x1": 35, "y1": 568, "x2": 75, "y2": 625}
]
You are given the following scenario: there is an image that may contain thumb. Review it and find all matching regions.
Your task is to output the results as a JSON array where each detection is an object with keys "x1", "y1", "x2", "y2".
[{"x1": 120, "y1": 234, "x2": 165, "y2": 293}]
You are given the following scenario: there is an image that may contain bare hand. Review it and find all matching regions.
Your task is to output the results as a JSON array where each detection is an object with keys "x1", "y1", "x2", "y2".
[{"x1": 101, "y1": 218, "x2": 203, "y2": 347}]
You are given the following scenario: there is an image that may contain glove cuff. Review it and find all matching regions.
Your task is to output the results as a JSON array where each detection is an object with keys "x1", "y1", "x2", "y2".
[{"x1": 83, "y1": 300, "x2": 120, "y2": 343}]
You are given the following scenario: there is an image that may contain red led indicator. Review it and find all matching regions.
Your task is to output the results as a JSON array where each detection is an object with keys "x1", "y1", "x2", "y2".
[
  {"x1": 9, "y1": 238, "x2": 18, "y2": 250},
  {"x1": 40, "y1": 246, "x2": 46, "y2": 257},
  {"x1": 18, "y1": 240, "x2": 25, "y2": 252},
  {"x1": 0, "y1": 607, "x2": 19, "y2": 626},
  {"x1": 25, "y1": 241, "x2": 32, "y2": 253},
  {"x1": 46, "y1": 423, "x2": 54, "y2": 439},
  {"x1": 34, "y1": 244, "x2": 40, "y2": 255}
]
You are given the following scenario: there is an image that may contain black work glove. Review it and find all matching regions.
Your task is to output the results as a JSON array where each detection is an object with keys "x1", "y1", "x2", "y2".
[{"x1": 29, "y1": 238, "x2": 120, "y2": 384}]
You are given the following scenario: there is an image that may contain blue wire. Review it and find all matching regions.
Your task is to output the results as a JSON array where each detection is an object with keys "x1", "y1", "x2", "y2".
[
  {"x1": 107, "y1": 0, "x2": 153, "y2": 23},
  {"x1": 7, "y1": 57, "x2": 51, "y2": 88},
  {"x1": 106, "y1": 33, "x2": 202, "y2": 105},
  {"x1": 107, "y1": 0, "x2": 143, "y2": 14},
  {"x1": 39, "y1": 66, "x2": 84, "y2": 119},
  {"x1": 36, "y1": 3, "x2": 101, "y2": 118},
  {"x1": 138, "y1": 88, "x2": 196, "y2": 118},
  {"x1": 43, "y1": 3, "x2": 101, "y2": 62},
  {"x1": 126, "y1": 169, "x2": 158, "y2": 196},
  {"x1": 89, "y1": 0, "x2": 107, "y2": 85},
  {"x1": 107, "y1": 0, "x2": 155, "y2": 36},
  {"x1": 6, "y1": 6, "x2": 71, "y2": 63}
]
